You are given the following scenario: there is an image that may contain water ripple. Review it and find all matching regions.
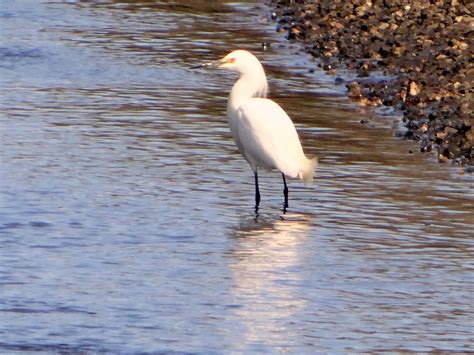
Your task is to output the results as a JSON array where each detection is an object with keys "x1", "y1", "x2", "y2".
[{"x1": 0, "y1": 0, "x2": 472, "y2": 353}]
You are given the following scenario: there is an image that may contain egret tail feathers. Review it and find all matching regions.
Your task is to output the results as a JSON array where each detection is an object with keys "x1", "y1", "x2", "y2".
[{"x1": 299, "y1": 156, "x2": 318, "y2": 184}]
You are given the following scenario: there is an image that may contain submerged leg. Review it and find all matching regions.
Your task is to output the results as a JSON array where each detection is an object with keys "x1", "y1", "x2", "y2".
[
  {"x1": 282, "y1": 173, "x2": 289, "y2": 212},
  {"x1": 254, "y1": 171, "x2": 260, "y2": 212}
]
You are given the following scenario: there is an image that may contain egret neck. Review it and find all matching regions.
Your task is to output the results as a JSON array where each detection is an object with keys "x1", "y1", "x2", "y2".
[{"x1": 227, "y1": 70, "x2": 268, "y2": 113}]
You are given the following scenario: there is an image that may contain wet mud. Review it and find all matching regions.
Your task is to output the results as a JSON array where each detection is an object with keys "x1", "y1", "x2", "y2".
[{"x1": 270, "y1": 0, "x2": 473, "y2": 165}]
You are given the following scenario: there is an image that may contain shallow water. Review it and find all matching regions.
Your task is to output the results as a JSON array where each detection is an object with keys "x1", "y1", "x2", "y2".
[{"x1": 1, "y1": 0, "x2": 473, "y2": 352}]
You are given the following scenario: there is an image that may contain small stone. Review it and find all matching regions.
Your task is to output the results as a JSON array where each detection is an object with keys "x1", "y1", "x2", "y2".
[
  {"x1": 409, "y1": 81, "x2": 421, "y2": 96},
  {"x1": 436, "y1": 131, "x2": 447, "y2": 139},
  {"x1": 438, "y1": 153, "x2": 449, "y2": 163},
  {"x1": 433, "y1": 93, "x2": 443, "y2": 101},
  {"x1": 466, "y1": 128, "x2": 474, "y2": 143},
  {"x1": 322, "y1": 62, "x2": 332, "y2": 71},
  {"x1": 347, "y1": 81, "x2": 362, "y2": 98},
  {"x1": 458, "y1": 41, "x2": 468, "y2": 51},
  {"x1": 288, "y1": 26, "x2": 302, "y2": 39},
  {"x1": 335, "y1": 77, "x2": 344, "y2": 85},
  {"x1": 445, "y1": 127, "x2": 458, "y2": 135},
  {"x1": 422, "y1": 39, "x2": 434, "y2": 48}
]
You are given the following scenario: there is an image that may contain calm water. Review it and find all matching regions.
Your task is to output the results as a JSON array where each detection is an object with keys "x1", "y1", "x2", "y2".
[{"x1": 1, "y1": 0, "x2": 473, "y2": 352}]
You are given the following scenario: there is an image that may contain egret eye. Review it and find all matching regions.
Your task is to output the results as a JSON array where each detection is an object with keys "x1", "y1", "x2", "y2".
[{"x1": 227, "y1": 57, "x2": 235, "y2": 63}]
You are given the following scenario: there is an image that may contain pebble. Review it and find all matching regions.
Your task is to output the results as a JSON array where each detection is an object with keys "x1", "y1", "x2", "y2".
[{"x1": 409, "y1": 81, "x2": 421, "y2": 96}]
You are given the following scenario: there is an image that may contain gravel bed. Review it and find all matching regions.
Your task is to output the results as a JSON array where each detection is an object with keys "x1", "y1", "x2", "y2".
[{"x1": 270, "y1": 0, "x2": 473, "y2": 165}]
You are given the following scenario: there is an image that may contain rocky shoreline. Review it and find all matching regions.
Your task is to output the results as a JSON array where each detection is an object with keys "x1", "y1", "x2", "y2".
[{"x1": 270, "y1": 0, "x2": 473, "y2": 165}]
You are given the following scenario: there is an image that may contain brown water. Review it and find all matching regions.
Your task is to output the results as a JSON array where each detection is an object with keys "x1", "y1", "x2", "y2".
[{"x1": 1, "y1": 0, "x2": 473, "y2": 352}]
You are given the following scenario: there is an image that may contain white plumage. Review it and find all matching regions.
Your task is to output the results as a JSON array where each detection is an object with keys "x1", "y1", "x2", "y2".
[
  {"x1": 192, "y1": 49, "x2": 317, "y2": 211},
  {"x1": 237, "y1": 98, "x2": 316, "y2": 183}
]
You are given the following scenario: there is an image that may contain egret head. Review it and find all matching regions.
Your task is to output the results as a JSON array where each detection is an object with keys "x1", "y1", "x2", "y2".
[
  {"x1": 217, "y1": 50, "x2": 263, "y2": 73},
  {"x1": 191, "y1": 50, "x2": 265, "y2": 76},
  {"x1": 191, "y1": 49, "x2": 268, "y2": 98}
]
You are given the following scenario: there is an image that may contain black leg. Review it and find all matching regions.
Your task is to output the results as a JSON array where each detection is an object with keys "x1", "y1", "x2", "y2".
[
  {"x1": 254, "y1": 171, "x2": 260, "y2": 213},
  {"x1": 282, "y1": 173, "x2": 289, "y2": 212}
]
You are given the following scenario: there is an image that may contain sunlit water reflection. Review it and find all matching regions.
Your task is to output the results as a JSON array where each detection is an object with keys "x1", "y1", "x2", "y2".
[{"x1": 1, "y1": 0, "x2": 473, "y2": 352}]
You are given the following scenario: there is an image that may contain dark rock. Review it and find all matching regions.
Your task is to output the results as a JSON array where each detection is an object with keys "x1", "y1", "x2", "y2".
[
  {"x1": 347, "y1": 81, "x2": 362, "y2": 98},
  {"x1": 334, "y1": 76, "x2": 344, "y2": 85}
]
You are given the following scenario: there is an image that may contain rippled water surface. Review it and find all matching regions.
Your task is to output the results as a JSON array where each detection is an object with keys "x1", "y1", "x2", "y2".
[{"x1": 1, "y1": 0, "x2": 473, "y2": 352}]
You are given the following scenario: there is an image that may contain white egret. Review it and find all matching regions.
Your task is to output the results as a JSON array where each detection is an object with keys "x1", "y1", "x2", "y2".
[{"x1": 191, "y1": 50, "x2": 317, "y2": 212}]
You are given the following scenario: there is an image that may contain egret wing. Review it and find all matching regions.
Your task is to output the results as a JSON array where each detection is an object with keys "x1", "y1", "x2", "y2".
[{"x1": 237, "y1": 98, "x2": 307, "y2": 177}]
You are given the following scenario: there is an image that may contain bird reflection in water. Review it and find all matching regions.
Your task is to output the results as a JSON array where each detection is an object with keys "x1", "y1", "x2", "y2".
[{"x1": 227, "y1": 213, "x2": 312, "y2": 349}]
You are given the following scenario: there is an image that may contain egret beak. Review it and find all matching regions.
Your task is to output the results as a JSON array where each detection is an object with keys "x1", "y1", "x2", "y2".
[{"x1": 190, "y1": 59, "x2": 224, "y2": 69}]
